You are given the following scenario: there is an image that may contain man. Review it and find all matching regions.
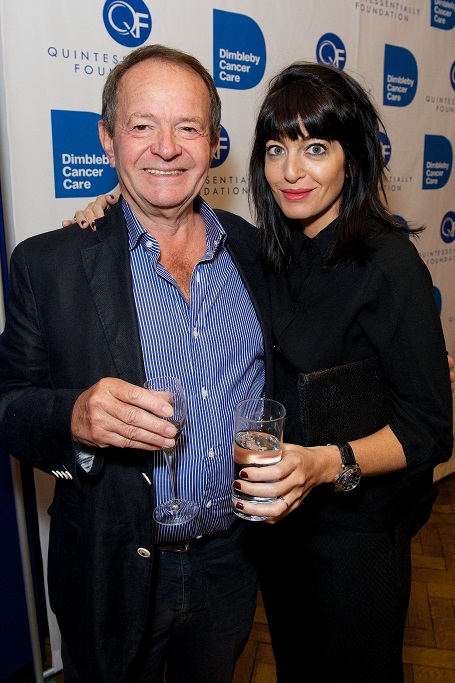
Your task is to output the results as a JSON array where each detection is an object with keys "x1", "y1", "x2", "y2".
[{"x1": 0, "y1": 45, "x2": 272, "y2": 682}]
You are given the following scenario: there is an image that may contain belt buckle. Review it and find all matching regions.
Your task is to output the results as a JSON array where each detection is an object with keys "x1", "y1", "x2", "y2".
[{"x1": 158, "y1": 540, "x2": 191, "y2": 553}]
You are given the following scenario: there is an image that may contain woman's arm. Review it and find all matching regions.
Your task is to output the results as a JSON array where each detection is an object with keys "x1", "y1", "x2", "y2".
[
  {"x1": 235, "y1": 237, "x2": 453, "y2": 522},
  {"x1": 61, "y1": 189, "x2": 120, "y2": 228}
]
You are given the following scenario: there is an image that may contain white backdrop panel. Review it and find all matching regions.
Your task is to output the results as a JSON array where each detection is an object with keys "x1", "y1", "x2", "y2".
[{"x1": 0, "y1": 0, "x2": 454, "y2": 672}]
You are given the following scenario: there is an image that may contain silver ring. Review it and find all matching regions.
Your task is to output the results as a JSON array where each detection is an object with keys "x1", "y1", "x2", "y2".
[{"x1": 278, "y1": 495, "x2": 289, "y2": 509}]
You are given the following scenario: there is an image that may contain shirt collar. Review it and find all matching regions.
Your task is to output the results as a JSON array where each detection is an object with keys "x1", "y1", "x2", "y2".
[
  {"x1": 291, "y1": 217, "x2": 339, "y2": 260},
  {"x1": 122, "y1": 196, "x2": 226, "y2": 258}
]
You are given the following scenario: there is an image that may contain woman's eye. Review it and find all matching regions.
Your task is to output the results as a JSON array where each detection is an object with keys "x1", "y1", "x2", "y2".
[
  {"x1": 308, "y1": 143, "x2": 327, "y2": 155},
  {"x1": 266, "y1": 145, "x2": 284, "y2": 156}
]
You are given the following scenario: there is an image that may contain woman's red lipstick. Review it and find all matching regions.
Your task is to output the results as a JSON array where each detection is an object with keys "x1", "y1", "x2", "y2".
[{"x1": 281, "y1": 188, "x2": 312, "y2": 200}]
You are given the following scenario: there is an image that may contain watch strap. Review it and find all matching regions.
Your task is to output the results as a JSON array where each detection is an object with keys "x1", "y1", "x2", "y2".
[{"x1": 334, "y1": 442, "x2": 357, "y2": 467}]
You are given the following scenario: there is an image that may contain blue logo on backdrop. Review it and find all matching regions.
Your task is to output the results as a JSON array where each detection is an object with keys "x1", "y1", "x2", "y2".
[
  {"x1": 103, "y1": 0, "x2": 151, "y2": 47},
  {"x1": 213, "y1": 10, "x2": 266, "y2": 90},
  {"x1": 433, "y1": 286, "x2": 442, "y2": 314},
  {"x1": 51, "y1": 111, "x2": 118, "y2": 198},
  {"x1": 422, "y1": 135, "x2": 453, "y2": 189},
  {"x1": 316, "y1": 34, "x2": 346, "y2": 69},
  {"x1": 383, "y1": 45, "x2": 418, "y2": 106},
  {"x1": 451, "y1": 61, "x2": 455, "y2": 90},
  {"x1": 211, "y1": 126, "x2": 230, "y2": 169},
  {"x1": 431, "y1": 0, "x2": 455, "y2": 29},
  {"x1": 379, "y1": 132, "x2": 392, "y2": 165},
  {"x1": 440, "y1": 211, "x2": 455, "y2": 243}
]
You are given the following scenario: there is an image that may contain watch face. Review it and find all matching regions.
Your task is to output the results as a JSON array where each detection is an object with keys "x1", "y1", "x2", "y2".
[{"x1": 334, "y1": 467, "x2": 361, "y2": 492}]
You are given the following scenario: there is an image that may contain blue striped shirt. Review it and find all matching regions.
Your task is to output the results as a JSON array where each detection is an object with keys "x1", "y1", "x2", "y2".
[{"x1": 124, "y1": 198, "x2": 265, "y2": 541}]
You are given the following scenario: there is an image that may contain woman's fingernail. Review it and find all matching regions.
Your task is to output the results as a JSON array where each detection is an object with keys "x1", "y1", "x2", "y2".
[
  {"x1": 81, "y1": 220, "x2": 87, "y2": 227},
  {"x1": 233, "y1": 481, "x2": 242, "y2": 490},
  {"x1": 90, "y1": 222, "x2": 96, "y2": 231},
  {"x1": 235, "y1": 502, "x2": 244, "y2": 510},
  {"x1": 239, "y1": 470, "x2": 248, "y2": 479}
]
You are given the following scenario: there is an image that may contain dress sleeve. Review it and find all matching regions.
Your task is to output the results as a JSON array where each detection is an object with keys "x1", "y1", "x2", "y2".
[{"x1": 356, "y1": 236, "x2": 453, "y2": 478}]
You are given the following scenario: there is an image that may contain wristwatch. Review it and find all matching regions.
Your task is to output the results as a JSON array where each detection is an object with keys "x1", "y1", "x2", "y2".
[{"x1": 332, "y1": 442, "x2": 362, "y2": 492}]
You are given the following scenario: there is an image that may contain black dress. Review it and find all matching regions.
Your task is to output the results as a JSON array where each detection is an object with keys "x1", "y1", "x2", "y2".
[{"x1": 253, "y1": 219, "x2": 453, "y2": 682}]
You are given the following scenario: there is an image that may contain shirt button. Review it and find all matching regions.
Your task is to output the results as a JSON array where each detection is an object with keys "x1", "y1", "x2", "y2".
[
  {"x1": 193, "y1": 328, "x2": 199, "y2": 338},
  {"x1": 137, "y1": 547, "x2": 151, "y2": 558},
  {"x1": 145, "y1": 240, "x2": 153, "y2": 249},
  {"x1": 201, "y1": 388, "x2": 208, "y2": 399},
  {"x1": 206, "y1": 500, "x2": 213, "y2": 508},
  {"x1": 208, "y1": 448, "x2": 215, "y2": 458}
]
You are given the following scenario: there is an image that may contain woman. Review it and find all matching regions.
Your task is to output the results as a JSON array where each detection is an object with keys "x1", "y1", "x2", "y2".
[
  {"x1": 238, "y1": 61, "x2": 453, "y2": 682},
  {"x1": 68, "y1": 62, "x2": 453, "y2": 682}
]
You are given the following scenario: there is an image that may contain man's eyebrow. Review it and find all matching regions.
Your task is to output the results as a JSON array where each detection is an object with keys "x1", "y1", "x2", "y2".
[{"x1": 125, "y1": 113, "x2": 205, "y2": 125}]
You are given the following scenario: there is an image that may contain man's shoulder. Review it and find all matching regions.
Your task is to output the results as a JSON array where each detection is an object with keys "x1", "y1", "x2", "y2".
[
  {"x1": 17, "y1": 203, "x2": 124, "y2": 252},
  {"x1": 214, "y1": 208, "x2": 258, "y2": 240},
  {"x1": 15, "y1": 222, "x2": 93, "y2": 254}
]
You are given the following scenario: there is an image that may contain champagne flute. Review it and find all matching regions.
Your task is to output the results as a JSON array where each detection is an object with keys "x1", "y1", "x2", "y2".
[{"x1": 144, "y1": 376, "x2": 199, "y2": 525}]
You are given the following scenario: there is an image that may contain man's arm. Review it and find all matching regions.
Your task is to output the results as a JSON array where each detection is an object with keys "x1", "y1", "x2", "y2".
[{"x1": 0, "y1": 236, "x2": 176, "y2": 480}]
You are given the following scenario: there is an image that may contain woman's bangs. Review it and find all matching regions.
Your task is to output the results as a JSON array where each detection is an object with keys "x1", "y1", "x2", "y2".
[{"x1": 261, "y1": 84, "x2": 336, "y2": 143}]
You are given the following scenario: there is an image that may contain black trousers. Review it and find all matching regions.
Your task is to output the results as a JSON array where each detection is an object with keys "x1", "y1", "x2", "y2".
[
  {"x1": 62, "y1": 521, "x2": 257, "y2": 682},
  {"x1": 254, "y1": 513, "x2": 412, "y2": 683}
]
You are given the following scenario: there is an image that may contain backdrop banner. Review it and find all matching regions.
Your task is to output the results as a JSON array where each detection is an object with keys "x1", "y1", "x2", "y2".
[{"x1": 0, "y1": 0, "x2": 454, "y2": 672}]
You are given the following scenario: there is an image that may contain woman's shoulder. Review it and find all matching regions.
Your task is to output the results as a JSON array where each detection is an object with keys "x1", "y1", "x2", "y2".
[
  {"x1": 370, "y1": 227, "x2": 423, "y2": 264},
  {"x1": 368, "y1": 229, "x2": 431, "y2": 289}
]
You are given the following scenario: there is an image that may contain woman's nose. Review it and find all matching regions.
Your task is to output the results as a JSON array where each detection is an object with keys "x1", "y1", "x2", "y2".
[{"x1": 283, "y1": 152, "x2": 305, "y2": 182}]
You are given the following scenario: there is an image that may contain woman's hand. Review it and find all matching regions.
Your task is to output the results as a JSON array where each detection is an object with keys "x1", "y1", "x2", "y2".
[
  {"x1": 449, "y1": 353, "x2": 455, "y2": 393},
  {"x1": 233, "y1": 424, "x2": 407, "y2": 523},
  {"x1": 233, "y1": 443, "x2": 340, "y2": 523},
  {"x1": 61, "y1": 192, "x2": 120, "y2": 229}
]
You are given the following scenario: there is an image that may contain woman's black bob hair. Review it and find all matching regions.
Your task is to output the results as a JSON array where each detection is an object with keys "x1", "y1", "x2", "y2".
[{"x1": 248, "y1": 61, "x2": 419, "y2": 271}]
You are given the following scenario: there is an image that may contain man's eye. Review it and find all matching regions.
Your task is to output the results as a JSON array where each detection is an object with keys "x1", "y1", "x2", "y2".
[{"x1": 177, "y1": 126, "x2": 202, "y2": 139}]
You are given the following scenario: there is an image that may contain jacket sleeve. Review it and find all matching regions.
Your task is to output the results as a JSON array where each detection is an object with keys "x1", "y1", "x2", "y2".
[{"x1": 0, "y1": 241, "x2": 82, "y2": 481}]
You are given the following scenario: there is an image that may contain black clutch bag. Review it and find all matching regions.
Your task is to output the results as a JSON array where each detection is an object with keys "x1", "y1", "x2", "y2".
[{"x1": 297, "y1": 356, "x2": 391, "y2": 447}]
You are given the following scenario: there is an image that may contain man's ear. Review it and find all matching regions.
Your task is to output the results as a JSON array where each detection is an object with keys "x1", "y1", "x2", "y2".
[
  {"x1": 98, "y1": 120, "x2": 116, "y2": 168},
  {"x1": 210, "y1": 124, "x2": 221, "y2": 160}
]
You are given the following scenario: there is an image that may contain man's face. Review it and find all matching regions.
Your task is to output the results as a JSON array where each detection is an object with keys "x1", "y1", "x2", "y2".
[{"x1": 99, "y1": 59, "x2": 218, "y2": 223}]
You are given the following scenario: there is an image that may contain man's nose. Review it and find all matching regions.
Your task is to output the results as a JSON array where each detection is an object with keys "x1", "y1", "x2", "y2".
[{"x1": 150, "y1": 128, "x2": 182, "y2": 159}]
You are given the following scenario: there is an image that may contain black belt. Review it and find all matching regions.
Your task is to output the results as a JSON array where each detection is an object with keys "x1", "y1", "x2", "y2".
[
  {"x1": 156, "y1": 521, "x2": 241, "y2": 554},
  {"x1": 156, "y1": 540, "x2": 193, "y2": 553}
]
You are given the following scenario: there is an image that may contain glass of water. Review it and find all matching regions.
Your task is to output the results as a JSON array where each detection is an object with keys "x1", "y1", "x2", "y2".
[{"x1": 232, "y1": 398, "x2": 286, "y2": 521}]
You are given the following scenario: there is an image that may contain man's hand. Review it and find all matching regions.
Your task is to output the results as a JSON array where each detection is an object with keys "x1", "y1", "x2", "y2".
[
  {"x1": 71, "y1": 377, "x2": 177, "y2": 450},
  {"x1": 62, "y1": 192, "x2": 120, "y2": 229}
]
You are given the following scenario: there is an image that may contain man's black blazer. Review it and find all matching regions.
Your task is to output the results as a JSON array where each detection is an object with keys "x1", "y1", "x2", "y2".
[{"x1": 0, "y1": 200, "x2": 273, "y2": 681}]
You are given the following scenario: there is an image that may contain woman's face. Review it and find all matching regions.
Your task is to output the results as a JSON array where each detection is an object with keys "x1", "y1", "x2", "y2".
[{"x1": 264, "y1": 124, "x2": 346, "y2": 237}]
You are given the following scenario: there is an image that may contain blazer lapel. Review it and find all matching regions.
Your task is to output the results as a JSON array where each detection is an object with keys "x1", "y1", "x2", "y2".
[{"x1": 80, "y1": 203, "x2": 145, "y2": 386}]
